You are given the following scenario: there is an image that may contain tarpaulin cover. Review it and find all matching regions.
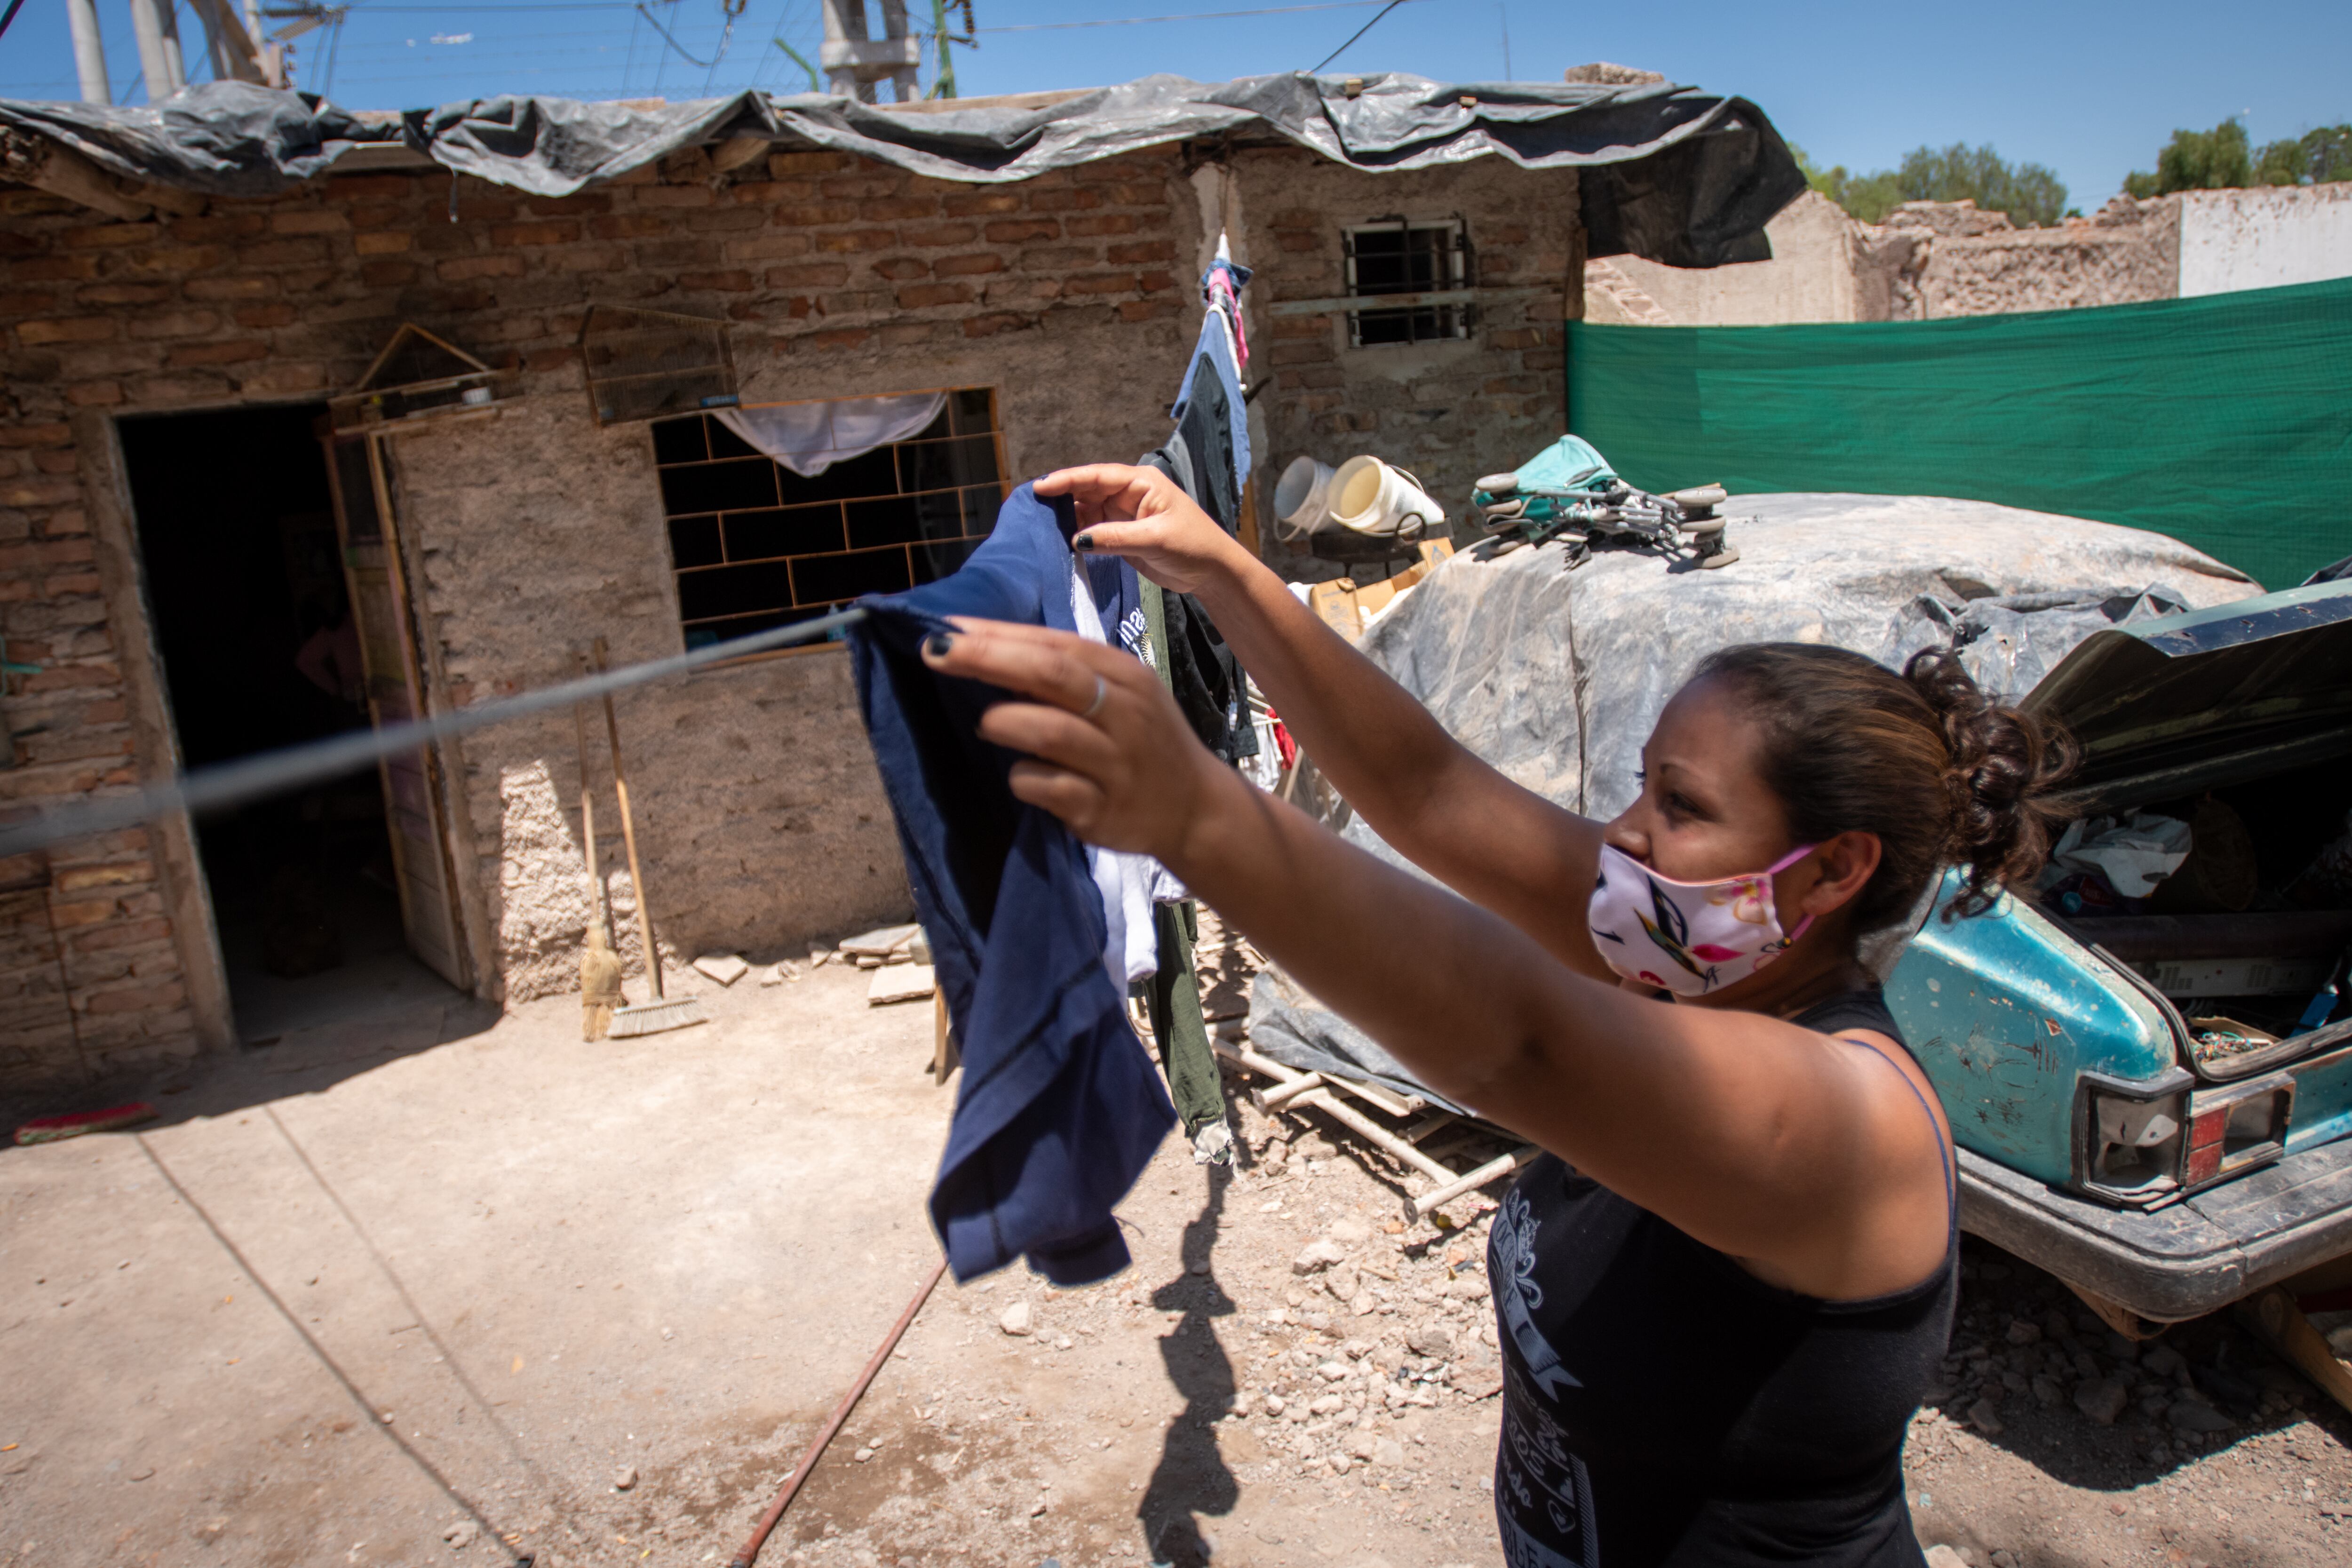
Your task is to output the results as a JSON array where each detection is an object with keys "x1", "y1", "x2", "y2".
[
  {"x1": 1567, "y1": 276, "x2": 2352, "y2": 590},
  {"x1": 0, "y1": 71, "x2": 1801, "y2": 265},
  {"x1": 1245, "y1": 493, "x2": 2260, "y2": 1100}
]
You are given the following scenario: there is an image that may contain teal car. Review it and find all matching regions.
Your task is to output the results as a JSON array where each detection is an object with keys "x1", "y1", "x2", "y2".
[{"x1": 1885, "y1": 578, "x2": 2352, "y2": 1325}]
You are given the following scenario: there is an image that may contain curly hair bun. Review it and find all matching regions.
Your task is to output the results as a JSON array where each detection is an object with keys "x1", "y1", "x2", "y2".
[{"x1": 1901, "y1": 649, "x2": 2079, "y2": 917}]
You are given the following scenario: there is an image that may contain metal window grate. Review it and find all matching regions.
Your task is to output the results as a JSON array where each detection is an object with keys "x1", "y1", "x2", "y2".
[
  {"x1": 1343, "y1": 217, "x2": 1475, "y2": 347},
  {"x1": 652, "y1": 388, "x2": 1008, "y2": 651},
  {"x1": 580, "y1": 305, "x2": 739, "y2": 426}
]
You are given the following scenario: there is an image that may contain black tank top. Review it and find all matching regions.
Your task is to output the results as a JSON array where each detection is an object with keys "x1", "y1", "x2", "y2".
[{"x1": 1486, "y1": 988, "x2": 1956, "y2": 1568}]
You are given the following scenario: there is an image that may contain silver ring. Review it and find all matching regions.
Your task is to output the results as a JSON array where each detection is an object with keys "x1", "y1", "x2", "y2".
[{"x1": 1080, "y1": 673, "x2": 1108, "y2": 719}]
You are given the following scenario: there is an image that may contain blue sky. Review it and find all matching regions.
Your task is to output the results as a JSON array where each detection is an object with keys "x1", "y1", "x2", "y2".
[{"x1": 2, "y1": 0, "x2": 2346, "y2": 211}]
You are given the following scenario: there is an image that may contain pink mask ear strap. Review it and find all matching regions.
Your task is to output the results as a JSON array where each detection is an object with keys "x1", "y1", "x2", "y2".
[
  {"x1": 1784, "y1": 913, "x2": 1816, "y2": 944},
  {"x1": 1764, "y1": 843, "x2": 1818, "y2": 875}
]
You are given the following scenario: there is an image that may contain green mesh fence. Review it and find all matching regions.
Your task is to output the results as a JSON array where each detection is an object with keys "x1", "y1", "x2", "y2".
[{"x1": 1566, "y1": 276, "x2": 2352, "y2": 591}]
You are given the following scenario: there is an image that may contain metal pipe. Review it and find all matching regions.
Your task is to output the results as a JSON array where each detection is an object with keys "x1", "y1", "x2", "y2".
[
  {"x1": 128, "y1": 0, "x2": 186, "y2": 100},
  {"x1": 65, "y1": 0, "x2": 111, "y2": 104}
]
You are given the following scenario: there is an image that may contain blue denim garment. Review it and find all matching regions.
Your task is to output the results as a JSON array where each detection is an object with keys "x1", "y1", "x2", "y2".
[{"x1": 847, "y1": 483, "x2": 1172, "y2": 1285}]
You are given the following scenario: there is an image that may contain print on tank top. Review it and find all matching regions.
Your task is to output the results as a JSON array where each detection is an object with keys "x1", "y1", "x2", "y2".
[{"x1": 1491, "y1": 1188, "x2": 1598, "y2": 1567}]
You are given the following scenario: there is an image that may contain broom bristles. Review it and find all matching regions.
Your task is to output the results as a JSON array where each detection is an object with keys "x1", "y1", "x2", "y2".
[{"x1": 607, "y1": 995, "x2": 707, "y2": 1036}]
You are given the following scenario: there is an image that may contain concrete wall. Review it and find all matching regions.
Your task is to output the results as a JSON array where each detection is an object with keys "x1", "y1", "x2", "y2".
[
  {"x1": 1587, "y1": 193, "x2": 2186, "y2": 325},
  {"x1": 0, "y1": 134, "x2": 1580, "y2": 1090},
  {"x1": 2179, "y1": 183, "x2": 2352, "y2": 296},
  {"x1": 1589, "y1": 191, "x2": 1904, "y2": 326}
]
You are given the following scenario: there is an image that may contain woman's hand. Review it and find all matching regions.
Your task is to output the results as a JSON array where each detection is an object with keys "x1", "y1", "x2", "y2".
[
  {"x1": 1034, "y1": 463, "x2": 1252, "y2": 598},
  {"x1": 922, "y1": 617, "x2": 1239, "y2": 864}
]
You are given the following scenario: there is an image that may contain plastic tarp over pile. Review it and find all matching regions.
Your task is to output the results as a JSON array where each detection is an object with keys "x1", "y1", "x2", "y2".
[
  {"x1": 1247, "y1": 493, "x2": 2259, "y2": 1104},
  {"x1": 0, "y1": 72, "x2": 1801, "y2": 266},
  {"x1": 1567, "y1": 277, "x2": 2352, "y2": 589}
]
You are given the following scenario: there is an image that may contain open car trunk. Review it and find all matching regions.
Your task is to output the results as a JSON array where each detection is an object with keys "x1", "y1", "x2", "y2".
[{"x1": 2026, "y1": 583, "x2": 2352, "y2": 1087}]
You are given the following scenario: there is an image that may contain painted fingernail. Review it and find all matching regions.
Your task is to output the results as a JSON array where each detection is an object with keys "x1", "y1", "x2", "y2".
[
  {"x1": 1072, "y1": 532, "x2": 1095, "y2": 550},
  {"x1": 922, "y1": 633, "x2": 954, "y2": 658}
]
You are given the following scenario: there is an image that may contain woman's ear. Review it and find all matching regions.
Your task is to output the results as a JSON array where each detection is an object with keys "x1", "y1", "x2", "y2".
[{"x1": 1800, "y1": 831, "x2": 1883, "y2": 918}]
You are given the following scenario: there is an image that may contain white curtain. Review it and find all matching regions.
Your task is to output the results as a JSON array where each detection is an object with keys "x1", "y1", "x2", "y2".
[{"x1": 715, "y1": 391, "x2": 948, "y2": 478}]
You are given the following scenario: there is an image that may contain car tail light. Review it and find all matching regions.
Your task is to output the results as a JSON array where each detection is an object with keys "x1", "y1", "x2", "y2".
[
  {"x1": 2074, "y1": 1068, "x2": 2194, "y2": 1205},
  {"x1": 2184, "y1": 1072, "x2": 2295, "y2": 1187}
]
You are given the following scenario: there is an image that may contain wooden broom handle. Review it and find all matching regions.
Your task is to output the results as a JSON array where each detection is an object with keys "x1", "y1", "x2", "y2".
[
  {"x1": 594, "y1": 637, "x2": 663, "y2": 1000},
  {"x1": 573, "y1": 656, "x2": 602, "y2": 930}
]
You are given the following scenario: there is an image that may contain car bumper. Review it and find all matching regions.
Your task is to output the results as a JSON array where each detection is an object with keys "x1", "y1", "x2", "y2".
[{"x1": 1960, "y1": 1135, "x2": 2352, "y2": 1322}]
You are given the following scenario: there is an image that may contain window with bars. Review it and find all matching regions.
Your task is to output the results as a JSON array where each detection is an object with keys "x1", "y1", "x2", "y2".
[
  {"x1": 1344, "y1": 218, "x2": 1474, "y2": 347},
  {"x1": 652, "y1": 388, "x2": 1007, "y2": 650}
]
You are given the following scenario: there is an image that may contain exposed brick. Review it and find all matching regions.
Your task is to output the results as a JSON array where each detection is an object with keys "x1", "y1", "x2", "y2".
[
  {"x1": 15, "y1": 318, "x2": 114, "y2": 346},
  {"x1": 61, "y1": 223, "x2": 162, "y2": 250},
  {"x1": 899, "y1": 223, "x2": 977, "y2": 248},
  {"x1": 52, "y1": 861, "x2": 150, "y2": 893},
  {"x1": 720, "y1": 234, "x2": 812, "y2": 262},
  {"x1": 1488, "y1": 327, "x2": 1540, "y2": 350},
  {"x1": 635, "y1": 186, "x2": 715, "y2": 209},
  {"x1": 0, "y1": 423, "x2": 70, "y2": 448},
  {"x1": 861, "y1": 198, "x2": 938, "y2": 222},
  {"x1": 127, "y1": 309, "x2": 220, "y2": 339},
  {"x1": 0, "y1": 538, "x2": 92, "y2": 571},
  {"x1": 42, "y1": 573, "x2": 101, "y2": 598},
  {"x1": 1107, "y1": 239, "x2": 1175, "y2": 264},
  {"x1": 493, "y1": 221, "x2": 580, "y2": 247},
  {"x1": 1017, "y1": 245, "x2": 1098, "y2": 271},
  {"x1": 270, "y1": 209, "x2": 350, "y2": 236},
  {"x1": 932, "y1": 252, "x2": 1007, "y2": 278},
  {"x1": 805, "y1": 328, "x2": 871, "y2": 351},
  {"x1": 238, "y1": 237, "x2": 331, "y2": 267},
  {"x1": 895, "y1": 282, "x2": 973, "y2": 309},
  {"x1": 764, "y1": 263, "x2": 849, "y2": 289},
  {"x1": 82, "y1": 980, "x2": 184, "y2": 1015},
  {"x1": 942, "y1": 192, "x2": 1022, "y2": 218},
  {"x1": 235, "y1": 303, "x2": 298, "y2": 328},
  {"x1": 360, "y1": 260, "x2": 421, "y2": 288},
  {"x1": 983, "y1": 218, "x2": 1061, "y2": 244},
  {"x1": 64, "y1": 382, "x2": 121, "y2": 406},
  {"x1": 524, "y1": 192, "x2": 612, "y2": 216},
  {"x1": 1020, "y1": 187, "x2": 1102, "y2": 215},
  {"x1": 182, "y1": 275, "x2": 275, "y2": 301},
  {"x1": 354, "y1": 231, "x2": 413, "y2": 255},
  {"x1": 592, "y1": 214, "x2": 672, "y2": 240},
  {"x1": 437, "y1": 255, "x2": 527, "y2": 282},
  {"x1": 811, "y1": 229, "x2": 898, "y2": 254},
  {"x1": 1064, "y1": 272, "x2": 1141, "y2": 296},
  {"x1": 0, "y1": 289, "x2": 60, "y2": 316},
  {"x1": 675, "y1": 270, "x2": 755, "y2": 293},
  {"x1": 1064, "y1": 214, "x2": 1140, "y2": 237},
  {"x1": 166, "y1": 340, "x2": 268, "y2": 368},
  {"x1": 241, "y1": 362, "x2": 330, "y2": 395},
  {"x1": 74, "y1": 282, "x2": 175, "y2": 307},
  {"x1": 0, "y1": 479, "x2": 80, "y2": 508},
  {"x1": 878, "y1": 321, "x2": 947, "y2": 348},
  {"x1": 47, "y1": 897, "x2": 117, "y2": 928},
  {"x1": 1277, "y1": 231, "x2": 1320, "y2": 253},
  {"x1": 9, "y1": 256, "x2": 102, "y2": 283},
  {"x1": 766, "y1": 151, "x2": 856, "y2": 177},
  {"x1": 322, "y1": 174, "x2": 418, "y2": 201},
  {"x1": 961, "y1": 311, "x2": 1031, "y2": 339}
]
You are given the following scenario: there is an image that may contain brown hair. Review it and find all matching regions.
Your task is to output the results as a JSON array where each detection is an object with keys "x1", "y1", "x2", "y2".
[{"x1": 1691, "y1": 644, "x2": 2077, "y2": 931}]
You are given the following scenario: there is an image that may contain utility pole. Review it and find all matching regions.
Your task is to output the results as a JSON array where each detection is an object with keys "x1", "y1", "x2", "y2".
[
  {"x1": 65, "y1": 0, "x2": 111, "y2": 103},
  {"x1": 128, "y1": 0, "x2": 188, "y2": 101},
  {"x1": 818, "y1": 0, "x2": 920, "y2": 103}
]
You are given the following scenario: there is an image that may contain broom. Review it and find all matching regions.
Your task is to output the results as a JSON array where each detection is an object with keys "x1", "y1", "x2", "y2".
[{"x1": 593, "y1": 637, "x2": 706, "y2": 1037}]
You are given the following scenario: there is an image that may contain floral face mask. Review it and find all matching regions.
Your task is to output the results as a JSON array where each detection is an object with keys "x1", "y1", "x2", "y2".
[{"x1": 1586, "y1": 842, "x2": 1817, "y2": 996}]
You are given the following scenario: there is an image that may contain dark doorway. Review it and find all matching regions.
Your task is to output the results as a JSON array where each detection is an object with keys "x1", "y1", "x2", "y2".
[{"x1": 119, "y1": 404, "x2": 453, "y2": 1040}]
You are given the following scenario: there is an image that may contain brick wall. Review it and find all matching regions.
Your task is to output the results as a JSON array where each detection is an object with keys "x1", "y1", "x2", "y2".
[
  {"x1": 1, "y1": 133, "x2": 1586, "y2": 1091},
  {"x1": 1224, "y1": 148, "x2": 1578, "y2": 559}
]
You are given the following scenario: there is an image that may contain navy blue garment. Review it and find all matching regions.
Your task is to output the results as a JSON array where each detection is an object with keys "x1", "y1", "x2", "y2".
[{"x1": 847, "y1": 483, "x2": 1174, "y2": 1285}]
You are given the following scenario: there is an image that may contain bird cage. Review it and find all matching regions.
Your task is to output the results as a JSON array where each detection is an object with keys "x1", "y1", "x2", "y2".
[
  {"x1": 578, "y1": 305, "x2": 740, "y2": 427},
  {"x1": 329, "y1": 323, "x2": 515, "y2": 431}
]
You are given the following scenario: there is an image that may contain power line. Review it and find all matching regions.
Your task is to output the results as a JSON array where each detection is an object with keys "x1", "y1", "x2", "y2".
[
  {"x1": 976, "y1": 0, "x2": 1420, "y2": 32},
  {"x1": 1308, "y1": 0, "x2": 1406, "y2": 72}
]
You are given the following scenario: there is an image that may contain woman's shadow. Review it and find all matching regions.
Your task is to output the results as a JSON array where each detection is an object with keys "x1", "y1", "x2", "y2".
[{"x1": 1136, "y1": 1161, "x2": 1240, "y2": 1567}]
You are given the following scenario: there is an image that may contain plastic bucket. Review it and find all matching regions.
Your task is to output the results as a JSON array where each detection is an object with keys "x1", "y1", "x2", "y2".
[
  {"x1": 1329, "y1": 455, "x2": 1443, "y2": 539},
  {"x1": 1274, "y1": 455, "x2": 1337, "y2": 529}
]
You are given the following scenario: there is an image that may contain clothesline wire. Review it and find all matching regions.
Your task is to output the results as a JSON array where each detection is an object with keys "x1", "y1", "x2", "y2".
[
  {"x1": 1307, "y1": 0, "x2": 1408, "y2": 72},
  {"x1": 0, "y1": 605, "x2": 870, "y2": 861}
]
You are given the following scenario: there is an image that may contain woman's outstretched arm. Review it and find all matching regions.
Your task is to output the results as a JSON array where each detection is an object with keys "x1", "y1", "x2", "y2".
[
  {"x1": 1036, "y1": 463, "x2": 1611, "y2": 980},
  {"x1": 923, "y1": 619, "x2": 1952, "y2": 1301}
]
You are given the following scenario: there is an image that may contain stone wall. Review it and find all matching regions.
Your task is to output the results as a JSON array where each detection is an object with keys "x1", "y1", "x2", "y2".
[{"x1": 0, "y1": 134, "x2": 1581, "y2": 1090}]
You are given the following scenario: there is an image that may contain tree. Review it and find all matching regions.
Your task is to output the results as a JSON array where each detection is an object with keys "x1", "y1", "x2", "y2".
[
  {"x1": 2126, "y1": 118, "x2": 2352, "y2": 195},
  {"x1": 1793, "y1": 142, "x2": 2067, "y2": 227}
]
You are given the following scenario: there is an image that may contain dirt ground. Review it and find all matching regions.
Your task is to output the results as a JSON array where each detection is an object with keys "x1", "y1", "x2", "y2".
[{"x1": 4, "y1": 919, "x2": 2351, "y2": 1568}]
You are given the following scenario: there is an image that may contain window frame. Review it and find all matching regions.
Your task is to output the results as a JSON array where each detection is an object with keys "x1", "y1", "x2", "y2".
[
  {"x1": 1342, "y1": 216, "x2": 1476, "y2": 349},
  {"x1": 649, "y1": 385, "x2": 1011, "y2": 667}
]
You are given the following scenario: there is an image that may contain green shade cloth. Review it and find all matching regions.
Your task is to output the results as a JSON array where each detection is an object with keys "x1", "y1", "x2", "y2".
[{"x1": 1567, "y1": 277, "x2": 2352, "y2": 591}]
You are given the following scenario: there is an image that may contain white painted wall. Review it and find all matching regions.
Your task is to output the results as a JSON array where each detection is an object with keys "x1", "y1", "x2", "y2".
[{"x1": 2177, "y1": 185, "x2": 2352, "y2": 296}]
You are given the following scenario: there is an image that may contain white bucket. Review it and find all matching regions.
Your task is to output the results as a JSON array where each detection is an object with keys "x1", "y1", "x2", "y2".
[
  {"x1": 1329, "y1": 455, "x2": 1443, "y2": 540},
  {"x1": 1273, "y1": 455, "x2": 1337, "y2": 529}
]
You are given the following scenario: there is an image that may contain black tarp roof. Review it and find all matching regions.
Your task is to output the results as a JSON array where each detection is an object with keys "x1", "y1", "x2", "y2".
[{"x1": 0, "y1": 72, "x2": 1803, "y2": 268}]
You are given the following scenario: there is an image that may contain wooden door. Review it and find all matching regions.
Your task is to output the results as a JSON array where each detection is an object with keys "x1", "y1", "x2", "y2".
[{"x1": 319, "y1": 425, "x2": 470, "y2": 990}]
